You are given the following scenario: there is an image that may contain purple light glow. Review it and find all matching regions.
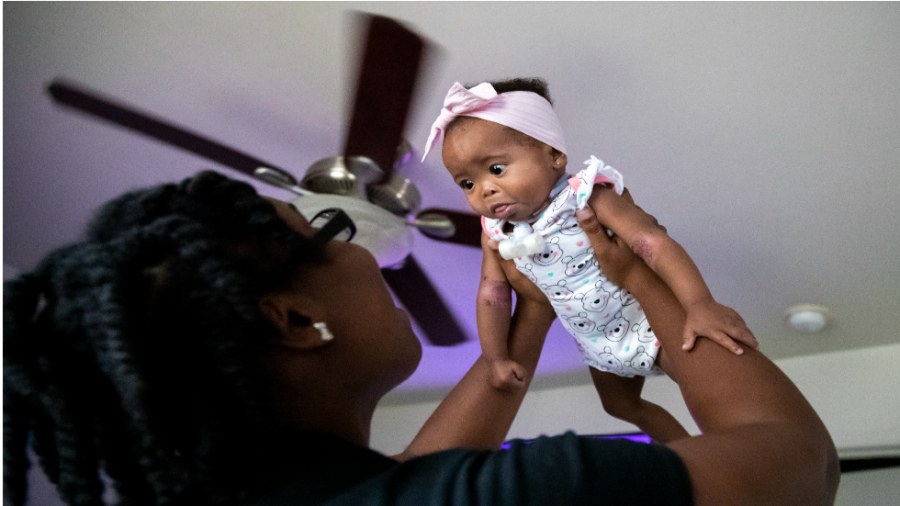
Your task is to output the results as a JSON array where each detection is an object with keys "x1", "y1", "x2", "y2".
[
  {"x1": 588, "y1": 433, "x2": 654, "y2": 444},
  {"x1": 500, "y1": 432, "x2": 652, "y2": 450}
]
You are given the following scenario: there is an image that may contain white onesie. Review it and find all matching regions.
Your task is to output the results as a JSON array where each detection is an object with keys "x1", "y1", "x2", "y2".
[{"x1": 483, "y1": 156, "x2": 662, "y2": 378}]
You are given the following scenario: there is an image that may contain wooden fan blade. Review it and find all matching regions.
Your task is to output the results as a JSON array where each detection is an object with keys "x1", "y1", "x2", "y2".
[
  {"x1": 47, "y1": 79, "x2": 287, "y2": 178},
  {"x1": 343, "y1": 14, "x2": 424, "y2": 184},
  {"x1": 381, "y1": 257, "x2": 467, "y2": 346},
  {"x1": 417, "y1": 208, "x2": 483, "y2": 248}
]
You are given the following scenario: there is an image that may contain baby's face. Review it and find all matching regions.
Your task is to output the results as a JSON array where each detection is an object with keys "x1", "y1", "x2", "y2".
[{"x1": 442, "y1": 118, "x2": 566, "y2": 222}]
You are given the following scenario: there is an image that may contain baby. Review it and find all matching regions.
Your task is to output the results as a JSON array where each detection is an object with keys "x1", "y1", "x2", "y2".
[{"x1": 422, "y1": 78, "x2": 758, "y2": 442}]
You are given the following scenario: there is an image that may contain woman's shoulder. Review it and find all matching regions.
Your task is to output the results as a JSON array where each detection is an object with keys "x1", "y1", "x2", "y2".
[{"x1": 246, "y1": 431, "x2": 397, "y2": 506}]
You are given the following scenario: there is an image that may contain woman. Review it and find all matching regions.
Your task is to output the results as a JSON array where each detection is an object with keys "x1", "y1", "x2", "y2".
[{"x1": 4, "y1": 171, "x2": 838, "y2": 505}]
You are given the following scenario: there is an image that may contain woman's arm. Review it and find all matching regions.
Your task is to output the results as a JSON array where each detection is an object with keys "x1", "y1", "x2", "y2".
[
  {"x1": 576, "y1": 205, "x2": 840, "y2": 505},
  {"x1": 396, "y1": 237, "x2": 556, "y2": 460},
  {"x1": 587, "y1": 186, "x2": 757, "y2": 354}
]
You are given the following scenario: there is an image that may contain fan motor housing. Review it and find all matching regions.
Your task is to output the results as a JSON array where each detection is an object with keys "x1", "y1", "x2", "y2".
[{"x1": 300, "y1": 156, "x2": 384, "y2": 201}]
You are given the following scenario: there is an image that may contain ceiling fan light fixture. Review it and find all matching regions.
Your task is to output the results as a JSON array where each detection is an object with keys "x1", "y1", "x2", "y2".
[
  {"x1": 330, "y1": 168, "x2": 354, "y2": 180},
  {"x1": 253, "y1": 167, "x2": 314, "y2": 196},
  {"x1": 290, "y1": 193, "x2": 413, "y2": 268},
  {"x1": 411, "y1": 213, "x2": 456, "y2": 239},
  {"x1": 367, "y1": 173, "x2": 422, "y2": 216},
  {"x1": 300, "y1": 156, "x2": 383, "y2": 200}
]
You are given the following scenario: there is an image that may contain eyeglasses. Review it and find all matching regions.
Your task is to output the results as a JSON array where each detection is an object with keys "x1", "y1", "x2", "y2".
[{"x1": 310, "y1": 208, "x2": 356, "y2": 244}]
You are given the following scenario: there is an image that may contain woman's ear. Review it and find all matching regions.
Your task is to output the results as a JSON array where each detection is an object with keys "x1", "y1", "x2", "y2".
[{"x1": 259, "y1": 294, "x2": 332, "y2": 351}]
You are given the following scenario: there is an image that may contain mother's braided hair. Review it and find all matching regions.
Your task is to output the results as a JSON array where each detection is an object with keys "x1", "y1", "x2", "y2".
[{"x1": 4, "y1": 171, "x2": 321, "y2": 506}]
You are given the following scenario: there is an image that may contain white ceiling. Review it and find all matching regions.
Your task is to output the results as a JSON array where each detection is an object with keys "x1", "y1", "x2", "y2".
[{"x1": 4, "y1": 3, "x2": 899, "y2": 401}]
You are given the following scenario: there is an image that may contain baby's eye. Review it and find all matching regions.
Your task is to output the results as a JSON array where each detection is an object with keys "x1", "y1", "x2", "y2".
[
  {"x1": 459, "y1": 180, "x2": 474, "y2": 190},
  {"x1": 489, "y1": 164, "x2": 506, "y2": 175}
]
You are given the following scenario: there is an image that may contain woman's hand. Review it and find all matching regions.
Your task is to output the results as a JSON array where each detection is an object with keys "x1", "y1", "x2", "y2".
[{"x1": 574, "y1": 205, "x2": 642, "y2": 289}]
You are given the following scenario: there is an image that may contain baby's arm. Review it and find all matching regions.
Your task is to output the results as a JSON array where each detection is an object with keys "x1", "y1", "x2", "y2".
[
  {"x1": 396, "y1": 262, "x2": 556, "y2": 460},
  {"x1": 586, "y1": 186, "x2": 758, "y2": 354},
  {"x1": 477, "y1": 232, "x2": 528, "y2": 390}
]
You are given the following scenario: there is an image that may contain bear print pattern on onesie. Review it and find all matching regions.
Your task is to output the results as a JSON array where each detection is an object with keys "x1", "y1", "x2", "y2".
[
  {"x1": 483, "y1": 158, "x2": 662, "y2": 378},
  {"x1": 516, "y1": 263, "x2": 537, "y2": 284}
]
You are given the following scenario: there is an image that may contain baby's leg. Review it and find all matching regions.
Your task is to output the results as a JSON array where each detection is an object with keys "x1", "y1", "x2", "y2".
[{"x1": 589, "y1": 368, "x2": 690, "y2": 443}]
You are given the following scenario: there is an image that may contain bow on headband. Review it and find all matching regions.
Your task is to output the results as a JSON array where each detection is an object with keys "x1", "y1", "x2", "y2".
[{"x1": 421, "y1": 82, "x2": 567, "y2": 162}]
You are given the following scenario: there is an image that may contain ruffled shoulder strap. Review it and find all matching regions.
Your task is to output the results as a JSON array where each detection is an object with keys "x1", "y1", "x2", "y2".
[
  {"x1": 481, "y1": 216, "x2": 509, "y2": 241},
  {"x1": 569, "y1": 156, "x2": 625, "y2": 209}
]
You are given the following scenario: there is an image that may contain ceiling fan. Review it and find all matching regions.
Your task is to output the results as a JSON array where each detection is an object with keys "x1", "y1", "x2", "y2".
[{"x1": 46, "y1": 13, "x2": 484, "y2": 347}]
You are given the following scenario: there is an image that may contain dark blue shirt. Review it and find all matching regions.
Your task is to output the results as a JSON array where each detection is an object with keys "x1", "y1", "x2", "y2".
[{"x1": 248, "y1": 431, "x2": 692, "y2": 506}]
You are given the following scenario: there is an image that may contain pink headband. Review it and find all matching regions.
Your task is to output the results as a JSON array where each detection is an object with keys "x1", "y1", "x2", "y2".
[{"x1": 421, "y1": 82, "x2": 568, "y2": 162}]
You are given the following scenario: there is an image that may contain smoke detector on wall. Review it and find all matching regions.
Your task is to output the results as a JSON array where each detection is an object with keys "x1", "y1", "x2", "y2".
[{"x1": 786, "y1": 304, "x2": 830, "y2": 333}]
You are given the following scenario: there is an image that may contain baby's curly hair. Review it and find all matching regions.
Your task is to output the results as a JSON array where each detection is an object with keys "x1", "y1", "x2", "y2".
[
  {"x1": 3, "y1": 171, "x2": 320, "y2": 506},
  {"x1": 483, "y1": 77, "x2": 553, "y2": 104}
]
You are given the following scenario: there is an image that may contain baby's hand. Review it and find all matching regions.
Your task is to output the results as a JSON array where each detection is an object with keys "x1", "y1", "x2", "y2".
[
  {"x1": 682, "y1": 299, "x2": 759, "y2": 355},
  {"x1": 489, "y1": 358, "x2": 528, "y2": 391}
]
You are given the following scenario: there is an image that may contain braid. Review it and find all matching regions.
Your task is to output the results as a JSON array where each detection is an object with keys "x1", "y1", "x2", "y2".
[
  {"x1": 3, "y1": 392, "x2": 30, "y2": 506},
  {"x1": 4, "y1": 272, "x2": 51, "y2": 504},
  {"x1": 4, "y1": 171, "x2": 320, "y2": 506}
]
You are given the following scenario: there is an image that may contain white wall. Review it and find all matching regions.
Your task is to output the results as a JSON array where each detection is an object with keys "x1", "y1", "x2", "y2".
[{"x1": 833, "y1": 467, "x2": 900, "y2": 506}]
